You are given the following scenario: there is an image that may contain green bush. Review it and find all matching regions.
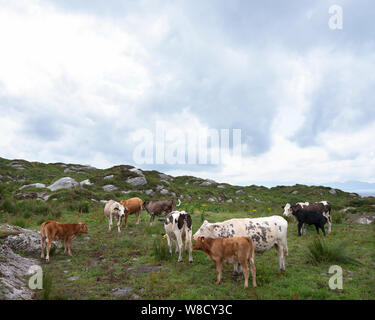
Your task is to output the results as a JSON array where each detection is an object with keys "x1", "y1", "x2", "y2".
[
  {"x1": 42, "y1": 272, "x2": 53, "y2": 300},
  {"x1": 307, "y1": 238, "x2": 362, "y2": 266},
  {"x1": 152, "y1": 238, "x2": 172, "y2": 262}
]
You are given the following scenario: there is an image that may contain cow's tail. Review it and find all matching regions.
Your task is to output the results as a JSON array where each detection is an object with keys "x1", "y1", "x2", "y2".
[
  {"x1": 40, "y1": 221, "x2": 52, "y2": 238},
  {"x1": 176, "y1": 199, "x2": 181, "y2": 207}
]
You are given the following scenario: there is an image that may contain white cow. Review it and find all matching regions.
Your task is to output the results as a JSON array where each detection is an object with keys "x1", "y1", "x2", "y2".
[
  {"x1": 103, "y1": 200, "x2": 126, "y2": 233},
  {"x1": 283, "y1": 201, "x2": 332, "y2": 234},
  {"x1": 164, "y1": 210, "x2": 193, "y2": 263},
  {"x1": 193, "y1": 216, "x2": 288, "y2": 273}
]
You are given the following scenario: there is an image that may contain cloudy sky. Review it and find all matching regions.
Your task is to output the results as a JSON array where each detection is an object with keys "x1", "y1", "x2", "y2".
[{"x1": 1, "y1": 0, "x2": 375, "y2": 187}]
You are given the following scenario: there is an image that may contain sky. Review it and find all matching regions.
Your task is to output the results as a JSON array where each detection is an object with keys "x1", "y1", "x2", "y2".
[{"x1": 1, "y1": 0, "x2": 375, "y2": 187}]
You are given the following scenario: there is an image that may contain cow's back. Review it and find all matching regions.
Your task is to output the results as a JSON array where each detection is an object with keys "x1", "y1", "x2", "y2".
[
  {"x1": 104, "y1": 200, "x2": 116, "y2": 217},
  {"x1": 122, "y1": 197, "x2": 143, "y2": 214}
]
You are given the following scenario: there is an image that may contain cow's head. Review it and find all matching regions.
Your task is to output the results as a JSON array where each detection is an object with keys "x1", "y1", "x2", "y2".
[
  {"x1": 142, "y1": 201, "x2": 149, "y2": 210},
  {"x1": 78, "y1": 222, "x2": 89, "y2": 233},
  {"x1": 193, "y1": 220, "x2": 214, "y2": 241},
  {"x1": 119, "y1": 204, "x2": 126, "y2": 217},
  {"x1": 192, "y1": 236, "x2": 205, "y2": 250},
  {"x1": 282, "y1": 203, "x2": 293, "y2": 217}
]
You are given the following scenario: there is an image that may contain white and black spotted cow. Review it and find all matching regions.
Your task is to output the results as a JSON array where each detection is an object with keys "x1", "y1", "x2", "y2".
[
  {"x1": 164, "y1": 210, "x2": 193, "y2": 263},
  {"x1": 283, "y1": 201, "x2": 332, "y2": 234},
  {"x1": 193, "y1": 216, "x2": 288, "y2": 273}
]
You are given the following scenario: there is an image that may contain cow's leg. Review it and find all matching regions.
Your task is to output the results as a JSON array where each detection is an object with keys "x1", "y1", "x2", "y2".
[
  {"x1": 186, "y1": 228, "x2": 193, "y2": 263},
  {"x1": 136, "y1": 209, "x2": 141, "y2": 225},
  {"x1": 249, "y1": 255, "x2": 257, "y2": 288},
  {"x1": 166, "y1": 234, "x2": 172, "y2": 255},
  {"x1": 64, "y1": 238, "x2": 68, "y2": 255},
  {"x1": 302, "y1": 223, "x2": 307, "y2": 235},
  {"x1": 108, "y1": 214, "x2": 113, "y2": 232},
  {"x1": 240, "y1": 259, "x2": 249, "y2": 289},
  {"x1": 297, "y1": 222, "x2": 303, "y2": 236},
  {"x1": 150, "y1": 214, "x2": 155, "y2": 227},
  {"x1": 276, "y1": 244, "x2": 285, "y2": 273},
  {"x1": 176, "y1": 232, "x2": 184, "y2": 262},
  {"x1": 67, "y1": 237, "x2": 73, "y2": 256},
  {"x1": 124, "y1": 213, "x2": 129, "y2": 228},
  {"x1": 315, "y1": 224, "x2": 320, "y2": 234},
  {"x1": 321, "y1": 224, "x2": 326, "y2": 237},
  {"x1": 215, "y1": 260, "x2": 223, "y2": 285},
  {"x1": 117, "y1": 217, "x2": 122, "y2": 233},
  {"x1": 46, "y1": 237, "x2": 52, "y2": 262},
  {"x1": 327, "y1": 215, "x2": 332, "y2": 234},
  {"x1": 41, "y1": 234, "x2": 46, "y2": 258}
]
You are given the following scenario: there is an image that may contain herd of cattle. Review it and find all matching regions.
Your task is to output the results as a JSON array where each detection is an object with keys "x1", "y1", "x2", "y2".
[{"x1": 39, "y1": 198, "x2": 333, "y2": 289}]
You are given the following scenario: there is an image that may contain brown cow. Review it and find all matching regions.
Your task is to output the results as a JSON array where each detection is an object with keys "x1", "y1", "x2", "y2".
[
  {"x1": 40, "y1": 221, "x2": 89, "y2": 262},
  {"x1": 143, "y1": 199, "x2": 181, "y2": 226},
  {"x1": 120, "y1": 197, "x2": 143, "y2": 228},
  {"x1": 193, "y1": 236, "x2": 257, "y2": 289}
]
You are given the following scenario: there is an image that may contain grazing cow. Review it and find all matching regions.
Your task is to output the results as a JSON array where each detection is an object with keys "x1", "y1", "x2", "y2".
[
  {"x1": 143, "y1": 199, "x2": 181, "y2": 226},
  {"x1": 164, "y1": 210, "x2": 193, "y2": 263},
  {"x1": 40, "y1": 221, "x2": 89, "y2": 262},
  {"x1": 292, "y1": 209, "x2": 328, "y2": 236},
  {"x1": 193, "y1": 216, "x2": 288, "y2": 273},
  {"x1": 283, "y1": 201, "x2": 332, "y2": 234},
  {"x1": 193, "y1": 236, "x2": 257, "y2": 289},
  {"x1": 120, "y1": 197, "x2": 143, "y2": 228},
  {"x1": 103, "y1": 200, "x2": 125, "y2": 233}
]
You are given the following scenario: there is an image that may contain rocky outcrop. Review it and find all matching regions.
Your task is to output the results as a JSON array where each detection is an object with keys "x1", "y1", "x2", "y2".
[
  {"x1": 0, "y1": 244, "x2": 39, "y2": 300},
  {"x1": 104, "y1": 175, "x2": 114, "y2": 180},
  {"x1": 126, "y1": 169, "x2": 147, "y2": 186},
  {"x1": 47, "y1": 177, "x2": 79, "y2": 191},
  {"x1": 14, "y1": 192, "x2": 50, "y2": 201},
  {"x1": 19, "y1": 183, "x2": 46, "y2": 190},
  {"x1": 0, "y1": 224, "x2": 60, "y2": 300},
  {"x1": 329, "y1": 188, "x2": 337, "y2": 195}
]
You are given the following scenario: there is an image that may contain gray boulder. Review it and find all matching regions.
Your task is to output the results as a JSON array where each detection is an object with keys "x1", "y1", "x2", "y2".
[
  {"x1": 126, "y1": 176, "x2": 147, "y2": 187},
  {"x1": 104, "y1": 175, "x2": 114, "y2": 180},
  {"x1": 80, "y1": 179, "x2": 93, "y2": 187},
  {"x1": 47, "y1": 177, "x2": 79, "y2": 191},
  {"x1": 159, "y1": 173, "x2": 173, "y2": 181},
  {"x1": 236, "y1": 190, "x2": 245, "y2": 195},
  {"x1": 103, "y1": 185, "x2": 118, "y2": 192},
  {"x1": 329, "y1": 189, "x2": 337, "y2": 195},
  {"x1": 145, "y1": 189, "x2": 154, "y2": 196},
  {"x1": 160, "y1": 189, "x2": 169, "y2": 195}
]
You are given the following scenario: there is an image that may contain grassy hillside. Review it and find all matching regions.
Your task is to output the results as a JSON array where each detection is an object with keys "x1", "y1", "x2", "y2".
[{"x1": 0, "y1": 156, "x2": 374, "y2": 300}]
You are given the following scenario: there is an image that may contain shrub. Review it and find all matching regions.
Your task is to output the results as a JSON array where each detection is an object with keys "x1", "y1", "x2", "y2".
[
  {"x1": 307, "y1": 238, "x2": 362, "y2": 266},
  {"x1": 152, "y1": 238, "x2": 172, "y2": 262},
  {"x1": 42, "y1": 272, "x2": 53, "y2": 300}
]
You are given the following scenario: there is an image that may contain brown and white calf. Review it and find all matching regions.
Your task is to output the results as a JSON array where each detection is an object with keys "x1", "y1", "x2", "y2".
[
  {"x1": 40, "y1": 221, "x2": 89, "y2": 262},
  {"x1": 120, "y1": 197, "x2": 143, "y2": 228},
  {"x1": 164, "y1": 210, "x2": 193, "y2": 263},
  {"x1": 283, "y1": 201, "x2": 332, "y2": 234},
  {"x1": 193, "y1": 236, "x2": 257, "y2": 289},
  {"x1": 103, "y1": 200, "x2": 125, "y2": 232}
]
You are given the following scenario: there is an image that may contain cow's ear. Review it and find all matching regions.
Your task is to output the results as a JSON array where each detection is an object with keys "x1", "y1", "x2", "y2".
[{"x1": 203, "y1": 220, "x2": 208, "y2": 225}]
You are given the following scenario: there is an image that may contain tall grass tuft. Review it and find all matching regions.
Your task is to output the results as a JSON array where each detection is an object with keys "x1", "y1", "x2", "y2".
[
  {"x1": 42, "y1": 272, "x2": 53, "y2": 300},
  {"x1": 152, "y1": 238, "x2": 172, "y2": 262},
  {"x1": 307, "y1": 238, "x2": 362, "y2": 266}
]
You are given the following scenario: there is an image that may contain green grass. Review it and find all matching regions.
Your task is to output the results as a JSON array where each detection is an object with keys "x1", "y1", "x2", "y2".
[
  {"x1": 1, "y1": 208, "x2": 373, "y2": 300},
  {"x1": 1, "y1": 156, "x2": 375, "y2": 300}
]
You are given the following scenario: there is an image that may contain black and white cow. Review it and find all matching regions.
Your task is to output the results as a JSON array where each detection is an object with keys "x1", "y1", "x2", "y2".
[
  {"x1": 283, "y1": 201, "x2": 332, "y2": 234},
  {"x1": 193, "y1": 216, "x2": 288, "y2": 273},
  {"x1": 164, "y1": 210, "x2": 193, "y2": 263}
]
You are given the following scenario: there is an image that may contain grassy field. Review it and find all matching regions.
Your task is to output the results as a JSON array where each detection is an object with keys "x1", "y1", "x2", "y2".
[
  {"x1": 1, "y1": 157, "x2": 375, "y2": 300},
  {"x1": 2, "y1": 207, "x2": 373, "y2": 300}
]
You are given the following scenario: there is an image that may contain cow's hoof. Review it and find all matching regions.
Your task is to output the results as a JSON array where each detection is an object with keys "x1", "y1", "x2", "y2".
[
  {"x1": 232, "y1": 271, "x2": 239, "y2": 276},
  {"x1": 189, "y1": 260, "x2": 193, "y2": 264}
]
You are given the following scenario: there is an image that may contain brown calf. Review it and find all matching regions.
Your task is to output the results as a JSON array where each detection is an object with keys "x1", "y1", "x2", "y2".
[
  {"x1": 40, "y1": 221, "x2": 89, "y2": 262},
  {"x1": 120, "y1": 197, "x2": 143, "y2": 228},
  {"x1": 193, "y1": 236, "x2": 257, "y2": 289}
]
